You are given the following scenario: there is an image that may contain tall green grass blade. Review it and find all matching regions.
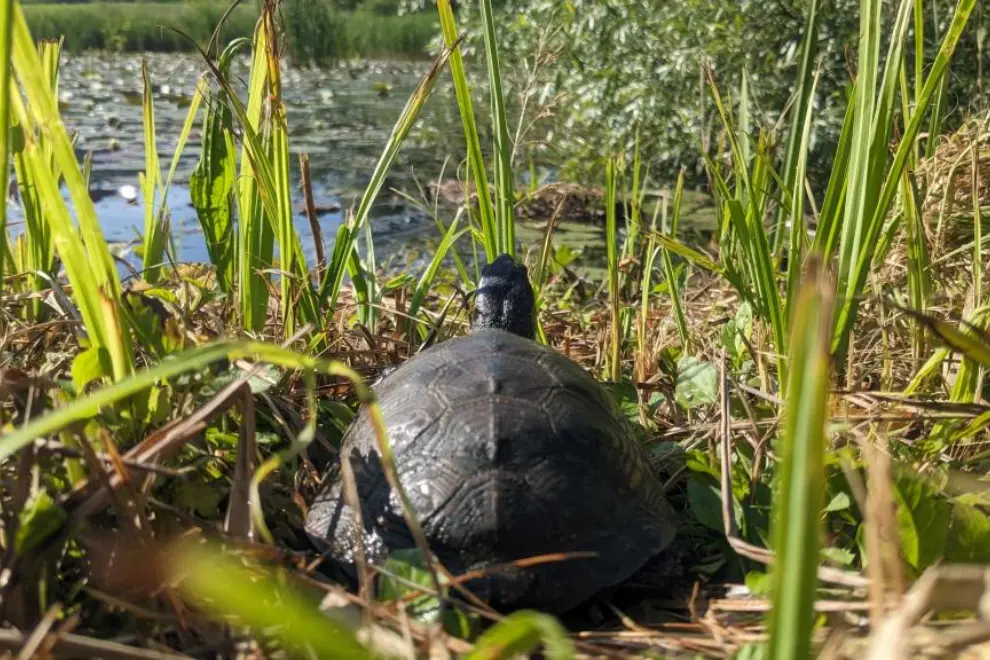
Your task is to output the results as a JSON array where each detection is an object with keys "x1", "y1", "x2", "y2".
[
  {"x1": 320, "y1": 44, "x2": 454, "y2": 314},
  {"x1": 812, "y1": 82, "x2": 857, "y2": 257},
  {"x1": 194, "y1": 15, "x2": 321, "y2": 335},
  {"x1": 11, "y1": 4, "x2": 134, "y2": 380},
  {"x1": 407, "y1": 213, "x2": 468, "y2": 338},
  {"x1": 264, "y1": 9, "x2": 305, "y2": 338},
  {"x1": 703, "y1": 83, "x2": 787, "y2": 390},
  {"x1": 903, "y1": 172, "x2": 930, "y2": 362},
  {"x1": 914, "y1": 0, "x2": 924, "y2": 108},
  {"x1": 767, "y1": 259, "x2": 832, "y2": 660},
  {"x1": 974, "y1": 144, "x2": 983, "y2": 316},
  {"x1": 362, "y1": 221, "x2": 377, "y2": 331},
  {"x1": 737, "y1": 70, "x2": 752, "y2": 166},
  {"x1": 235, "y1": 23, "x2": 273, "y2": 332},
  {"x1": 639, "y1": 201, "x2": 663, "y2": 375},
  {"x1": 774, "y1": 0, "x2": 820, "y2": 255},
  {"x1": 478, "y1": 0, "x2": 515, "y2": 255},
  {"x1": 10, "y1": 107, "x2": 124, "y2": 382},
  {"x1": 833, "y1": 0, "x2": 978, "y2": 356},
  {"x1": 605, "y1": 157, "x2": 620, "y2": 382},
  {"x1": 786, "y1": 67, "x2": 822, "y2": 323},
  {"x1": 0, "y1": 0, "x2": 13, "y2": 289},
  {"x1": 661, "y1": 170, "x2": 689, "y2": 351},
  {"x1": 436, "y1": 0, "x2": 498, "y2": 260},
  {"x1": 160, "y1": 75, "x2": 204, "y2": 224},
  {"x1": 19, "y1": 38, "x2": 63, "y2": 322},
  {"x1": 140, "y1": 58, "x2": 166, "y2": 283},
  {"x1": 8, "y1": 83, "x2": 47, "y2": 321},
  {"x1": 834, "y1": 0, "x2": 884, "y2": 296}
]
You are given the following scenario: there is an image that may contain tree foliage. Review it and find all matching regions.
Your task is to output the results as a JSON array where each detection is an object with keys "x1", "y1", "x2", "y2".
[{"x1": 401, "y1": 0, "x2": 988, "y2": 188}]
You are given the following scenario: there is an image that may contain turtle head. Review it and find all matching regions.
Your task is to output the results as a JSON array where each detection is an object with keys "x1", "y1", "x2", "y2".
[{"x1": 472, "y1": 253, "x2": 535, "y2": 339}]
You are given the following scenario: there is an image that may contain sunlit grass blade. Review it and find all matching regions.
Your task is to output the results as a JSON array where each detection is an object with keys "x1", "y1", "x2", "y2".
[
  {"x1": 703, "y1": 77, "x2": 787, "y2": 389},
  {"x1": 903, "y1": 171, "x2": 930, "y2": 362},
  {"x1": 8, "y1": 39, "x2": 65, "y2": 321},
  {"x1": 834, "y1": 0, "x2": 885, "y2": 297},
  {"x1": 361, "y1": 221, "x2": 377, "y2": 331},
  {"x1": 234, "y1": 25, "x2": 273, "y2": 332},
  {"x1": 0, "y1": 0, "x2": 13, "y2": 289},
  {"x1": 8, "y1": 88, "x2": 43, "y2": 318},
  {"x1": 140, "y1": 58, "x2": 166, "y2": 283},
  {"x1": 160, "y1": 74, "x2": 204, "y2": 225},
  {"x1": 407, "y1": 212, "x2": 469, "y2": 341},
  {"x1": 192, "y1": 12, "x2": 320, "y2": 336},
  {"x1": 10, "y1": 4, "x2": 134, "y2": 381},
  {"x1": 318, "y1": 42, "x2": 455, "y2": 314},
  {"x1": 811, "y1": 81, "x2": 857, "y2": 258},
  {"x1": 262, "y1": 3, "x2": 307, "y2": 338},
  {"x1": 897, "y1": 304, "x2": 990, "y2": 372},
  {"x1": 833, "y1": 0, "x2": 977, "y2": 357},
  {"x1": 773, "y1": 0, "x2": 820, "y2": 255},
  {"x1": 767, "y1": 257, "x2": 833, "y2": 660},
  {"x1": 638, "y1": 201, "x2": 662, "y2": 379},
  {"x1": 660, "y1": 170, "x2": 689, "y2": 351},
  {"x1": 170, "y1": 541, "x2": 371, "y2": 659},
  {"x1": 785, "y1": 65, "x2": 823, "y2": 322},
  {"x1": 605, "y1": 157, "x2": 620, "y2": 382},
  {"x1": 478, "y1": 0, "x2": 515, "y2": 255},
  {"x1": 436, "y1": 0, "x2": 498, "y2": 260}
]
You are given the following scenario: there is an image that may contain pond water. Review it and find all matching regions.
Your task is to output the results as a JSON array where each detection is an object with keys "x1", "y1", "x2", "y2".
[{"x1": 6, "y1": 52, "x2": 714, "y2": 279}]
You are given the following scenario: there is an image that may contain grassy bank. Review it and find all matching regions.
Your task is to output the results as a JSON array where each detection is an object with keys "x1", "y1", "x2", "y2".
[
  {"x1": 23, "y1": 1, "x2": 435, "y2": 58},
  {"x1": 4, "y1": 0, "x2": 990, "y2": 657}
]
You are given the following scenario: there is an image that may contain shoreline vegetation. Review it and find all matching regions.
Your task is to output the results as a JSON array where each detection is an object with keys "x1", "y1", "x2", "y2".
[
  {"x1": 6, "y1": 0, "x2": 990, "y2": 656},
  {"x1": 22, "y1": 1, "x2": 436, "y2": 60}
]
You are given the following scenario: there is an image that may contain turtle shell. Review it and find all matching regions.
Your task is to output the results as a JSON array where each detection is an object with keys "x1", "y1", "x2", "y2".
[{"x1": 305, "y1": 327, "x2": 676, "y2": 613}]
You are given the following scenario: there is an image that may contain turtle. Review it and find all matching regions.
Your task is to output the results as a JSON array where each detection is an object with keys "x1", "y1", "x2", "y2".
[{"x1": 304, "y1": 253, "x2": 678, "y2": 614}]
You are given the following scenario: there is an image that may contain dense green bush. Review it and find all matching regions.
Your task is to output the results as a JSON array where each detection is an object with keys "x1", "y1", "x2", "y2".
[{"x1": 402, "y1": 0, "x2": 988, "y2": 190}]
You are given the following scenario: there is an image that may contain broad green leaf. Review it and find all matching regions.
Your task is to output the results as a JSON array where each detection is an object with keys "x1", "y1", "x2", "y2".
[
  {"x1": 820, "y1": 547, "x2": 855, "y2": 567},
  {"x1": 190, "y1": 84, "x2": 237, "y2": 294},
  {"x1": 767, "y1": 262, "x2": 832, "y2": 660},
  {"x1": 946, "y1": 502, "x2": 990, "y2": 563},
  {"x1": 674, "y1": 356, "x2": 718, "y2": 410},
  {"x1": 378, "y1": 548, "x2": 443, "y2": 622},
  {"x1": 824, "y1": 492, "x2": 851, "y2": 513},
  {"x1": 745, "y1": 571, "x2": 771, "y2": 596},
  {"x1": 893, "y1": 473, "x2": 951, "y2": 571},
  {"x1": 71, "y1": 346, "x2": 107, "y2": 393},
  {"x1": 16, "y1": 491, "x2": 66, "y2": 555},
  {"x1": 465, "y1": 610, "x2": 574, "y2": 660}
]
